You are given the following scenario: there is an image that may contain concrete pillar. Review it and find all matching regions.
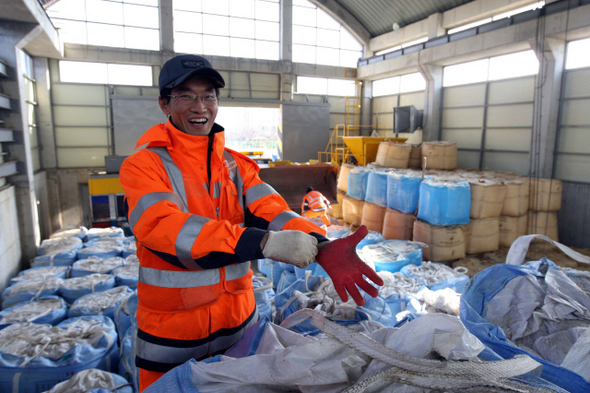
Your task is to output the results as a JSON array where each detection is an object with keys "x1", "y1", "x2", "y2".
[
  {"x1": 427, "y1": 13, "x2": 446, "y2": 40},
  {"x1": 417, "y1": 63, "x2": 443, "y2": 142},
  {"x1": 360, "y1": 80, "x2": 373, "y2": 134},
  {"x1": 530, "y1": 37, "x2": 566, "y2": 178},
  {"x1": 281, "y1": 0, "x2": 293, "y2": 62},
  {"x1": 159, "y1": 0, "x2": 174, "y2": 55},
  {"x1": 0, "y1": 21, "x2": 41, "y2": 263}
]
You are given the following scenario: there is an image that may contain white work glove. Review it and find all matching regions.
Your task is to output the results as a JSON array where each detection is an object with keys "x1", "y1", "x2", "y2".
[{"x1": 262, "y1": 230, "x2": 318, "y2": 268}]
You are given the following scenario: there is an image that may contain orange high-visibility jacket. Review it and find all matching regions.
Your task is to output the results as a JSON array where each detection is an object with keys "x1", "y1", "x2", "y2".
[
  {"x1": 120, "y1": 120, "x2": 327, "y2": 374},
  {"x1": 302, "y1": 190, "x2": 331, "y2": 213}
]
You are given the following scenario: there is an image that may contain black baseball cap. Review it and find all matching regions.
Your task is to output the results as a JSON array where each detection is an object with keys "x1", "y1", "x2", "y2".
[{"x1": 159, "y1": 54, "x2": 225, "y2": 94}]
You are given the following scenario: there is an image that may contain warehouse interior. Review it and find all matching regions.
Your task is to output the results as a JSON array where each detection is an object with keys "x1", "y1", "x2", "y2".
[{"x1": 1, "y1": 0, "x2": 590, "y2": 391}]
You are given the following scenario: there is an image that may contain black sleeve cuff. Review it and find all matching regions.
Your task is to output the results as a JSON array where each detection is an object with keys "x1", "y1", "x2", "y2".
[
  {"x1": 235, "y1": 227, "x2": 267, "y2": 261},
  {"x1": 309, "y1": 232, "x2": 329, "y2": 244}
]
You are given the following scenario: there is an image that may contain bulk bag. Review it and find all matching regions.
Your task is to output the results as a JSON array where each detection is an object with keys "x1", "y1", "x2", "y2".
[
  {"x1": 346, "y1": 166, "x2": 370, "y2": 200},
  {"x1": 276, "y1": 270, "x2": 298, "y2": 294},
  {"x1": 382, "y1": 208, "x2": 414, "y2": 240},
  {"x1": 84, "y1": 237, "x2": 125, "y2": 248},
  {"x1": 71, "y1": 256, "x2": 125, "y2": 277},
  {"x1": 118, "y1": 325, "x2": 139, "y2": 392},
  {"x1": 253, "y1": 276, "x2": 274, "y2": 322},
  {"x1": 375, "y1": 141, "x2": 411, "y2": 168},
  {"x1": 529, "y1": 178, "x2": 562, "y2": 211},
  {"x1": 294, "y1": 262, "x2": 329, "y2": 279},
  {"x1": 360, "y1": 202, "x2": 386, "y2": 233},
  {"x1": 112, "y1": 265, "x2": 139, "y2": 289},
  {"x1": 67, "y1": 286, "x2": 134, "y2": 320},
  {"x1": 408, "y1": 143, "x2": 422, "y2": 168},
  {"x1": 359, "y1": 240, "x2": 422, "y2": 274},
  {"x1": 38, "y1": 237, "x2": 83, "y2": 256},
  {"x1": 2, "y1": 276, "x2": 63, "y2": 309},
  {"x1": 59, "y1": 274, "x2": 116, "y2": 304},
  {"x1": 355, "y1": 230, "x2": 385, "y2": 250},
  {"x1": 124, "y1": 254, "x2": 139, "y2": 266},
  {"x1": 401, "y1": 261, "x2": 469, "y2": 293},
  {"x1": 469, "y1": 179, "x2": 507, "y2": 219},
  {"x1": 502, "y1": 177, "x2": 529, "y2": 216},
  {"x1": 330, "y1": 190, "x2": 345, "y2": 219},
  {"x1": 365, "y1": 170, "x2": 388, "y2": 206},
  {"x1": 257, "y1": 258, "x2": 284, "y2": 290},
  {"x1": 460, "y1": 235, "x2": 590, "y2": 393},
  {"x1": 342, "y1": 195, "x2": 364, "y2": 225},
  {"x1": 45, "y1": 368, "x2": 133, "y2": 393},
  {"x1": 144, "y1": 309, "x2": 557, "y2": 393},
  {"x1": 10, "y1": 266, "x2": 69, "y2": 285},
  {"x1": 528, "y1": 211, "x2": 559, "y2": 241},
  {"x1": 464, "y1": 217, "x2": 500, "y2": 254},
  {"x1": 85, "y1": 227, "x2": 125, "y2": 242},
  {"x1": 0, "y1": 296, "x2": 67, "y2": 328},
  {"x1": 417, "y1": 179, "x2": 471, "y2": 226},
  {"x1": 76, "y1": 244, "x2": 124, "y2": 260},
  {"x1": 413, "y1": 220, "x2": 466, "y2": 262},
  {"x1": 274, "y1": 277, "x2": 392, "y2": 335},
  {"x1": 114, "y1": 293, "x2": 138, "y2": 339},
  {"x1": 421, "y1": 141, "x2": 457, "y2": 170},
  {"x1": 337, "y1": 163, "x2": 354, "y2": 193},
  {"x1": 0, "y1": 315, "x2": 119, "y2": 393},
  {"x1": 121, "y1": 242, "x2": 136, "y2": 259},
  {"x1": 32, "y1": 251, "x2": 77, "y2": 268},
  {"x1": 499, "y1": 214, "x2": 527, "y2": 248},
  {"x1": 386, "y1": 171, "x2": 428, "y2": 214},
  {"x1": 49, "y1": 225, "x2": 88, "y2": 241},
  {"x1": 377, "y1": 270, "x2": 425, "y2": 319}
]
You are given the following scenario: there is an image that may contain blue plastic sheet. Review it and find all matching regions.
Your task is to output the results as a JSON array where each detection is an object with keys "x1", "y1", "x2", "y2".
[
  {"x1": 386, "y1": 172, "x2": 431, "y2": 213},
  {"x1": 365, "y1": 170, "x2": 388, "y2": 206},
  {"x1": 346, "y1": 167, "x2": 371, "y2": 201},
  {"x1": 417, "y1": 179, "x2": 471, "y2": 226}
]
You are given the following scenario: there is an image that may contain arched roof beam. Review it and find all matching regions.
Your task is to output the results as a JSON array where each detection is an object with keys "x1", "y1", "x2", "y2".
[{"x1": 308, "y1": 0, "x2": 371, "y2": 46}]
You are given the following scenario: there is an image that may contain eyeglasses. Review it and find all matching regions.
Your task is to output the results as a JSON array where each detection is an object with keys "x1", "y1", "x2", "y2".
[{"x1": 168, "y1": 93, "x2": 218, "y2": 104}]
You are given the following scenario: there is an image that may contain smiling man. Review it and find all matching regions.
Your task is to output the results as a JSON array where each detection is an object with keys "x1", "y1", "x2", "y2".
[{"x1": 119, "y1": 54, "x2": 383, "y2": 392}]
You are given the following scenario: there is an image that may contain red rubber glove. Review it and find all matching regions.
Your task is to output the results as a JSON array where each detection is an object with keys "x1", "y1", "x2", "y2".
[{"x1": 316, "y1": 225, "x2": 384, "y2": 306}]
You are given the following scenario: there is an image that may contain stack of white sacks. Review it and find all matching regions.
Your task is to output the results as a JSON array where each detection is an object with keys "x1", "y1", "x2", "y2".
[
  {"x1": 333, "y1": 140, "x2": 563, "y2": 262},
  {"x1": 0, "y1": 226, "x2": 140, "y2": 393}
]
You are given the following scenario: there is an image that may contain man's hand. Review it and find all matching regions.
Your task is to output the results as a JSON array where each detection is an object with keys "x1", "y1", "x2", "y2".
[
  {"x1": 315, "y1": 225, "x2": 384, "y2": 306},
  {"x1": 262, "y1": 230, "x2": 318, "y2": 268}
]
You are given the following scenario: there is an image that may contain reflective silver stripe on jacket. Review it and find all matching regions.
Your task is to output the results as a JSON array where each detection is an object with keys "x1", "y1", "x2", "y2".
[
  {"x1": 139, "y1": 261, "x2": 250, "y2": 288},
  {"x1": 139, "y1": 265, "x2": 220, "y2": 287},
  {"x1": 225, "y1": 261, "x2": 251, "y2": 281},
  {"x1": 136, "y1": 307, "x2": 258, "y2": 365},
  {"x1": 223, "y1": 151, "x2": 245, "y2": 212},
  {"x1": 176, "y1": 215, "x2": 212, "y2": 269},
  {"x1": 268, "y1": 210, "x2": 300, "y2": 231},
  {"x1": 128, "y1": 192, "x2": 185, "y2": 230},
  {"x1": 147, "y1": 147, "x2": 189, "y2": 212},
  {"x1": 245, "y1": 183, "x2": 278, "y2": 208}
]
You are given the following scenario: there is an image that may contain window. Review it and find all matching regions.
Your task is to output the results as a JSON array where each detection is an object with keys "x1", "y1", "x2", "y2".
[
  {"x1": 59, "y1": 61, "x2": 153, "y2": 86},
  {"x1": 296, "y1": 76, "x2": 355, "y2": 96},
  {"x1": 217, "y1": 106, "x2": 280, "y2": 160},
  {"x1": 443, "y1": 51, "x2": 538, "y2": 87},
  {"x1": 47, "y1": 0, "x2": 160, "y2": 50},
  {"x1": 292, "y1": 0, "x2": 362, "y2": 67},
  {"x1": 565, "y1": 37, "x2": 590, "y2": 70},
  {"x1": 173, "y1": 0, "x2": 280, "y2": 61},
  {"x1": 372, "y1": 73, "x2": 425, "y2": 97}
]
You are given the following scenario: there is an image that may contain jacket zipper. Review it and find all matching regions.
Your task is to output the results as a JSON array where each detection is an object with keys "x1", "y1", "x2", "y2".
[{"x1": 207, "y1": 134, "x2": 219, "y2": 219}]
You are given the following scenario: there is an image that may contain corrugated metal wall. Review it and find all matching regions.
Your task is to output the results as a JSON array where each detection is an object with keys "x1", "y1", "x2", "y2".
[{"x1": 558, "y1": 182, "x2": 590, "y2": 249}]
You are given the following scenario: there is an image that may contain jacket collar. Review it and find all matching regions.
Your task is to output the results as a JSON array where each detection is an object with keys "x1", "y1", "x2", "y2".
[{"x1": 136, "y1": 118, "x2": 225, "y2": 150}]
